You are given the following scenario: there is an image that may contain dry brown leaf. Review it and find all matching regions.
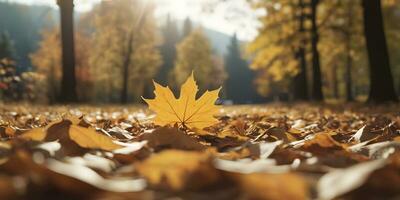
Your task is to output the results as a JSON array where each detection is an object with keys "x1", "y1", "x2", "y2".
[
  {"x1": 1, "y1": 104, "x2": 400, "y2": 199},
  {"x1": 318, "y1": 159, "x2": 386, "y2": 200},
  {"x1": 219, "y1": 129, "x2": 249, "y2": 141},
  {"x1": 301, "y1": 132, "x2": 344, "y2": 154},
  {"x1": 0, "y1": 175, "x2": 18, "y2": 200},
  {"x1": 265, "y1": 127, "x2": 296, "y2": 143},
  {"x1": 0, "y1": 150, "x2": 145, "y2": 195},
  {"x1": 139, "y1": 127, "x2": 205, "y2": 151},
  {"x1": 4, "y1": 127, "x2": 16, "y2": 137}
]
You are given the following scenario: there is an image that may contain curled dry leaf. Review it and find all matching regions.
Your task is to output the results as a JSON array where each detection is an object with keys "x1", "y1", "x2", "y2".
[
  {"x1": 265, "y1": 127, "x2": 296, "y2": 143},
  {"x1": 139, "y1": 127, "x2": 205, "y2": 151},
  {"x1": 317, "y1": 159, "x2": 386, "y2": 200},
  {"x1": 301, "y1": 132, "x2": 344, "y2": 154},
  {"x1": 354, "y1": 153, "x2": 400, "y2": 198},
  {"x1": 1, "y1": 149, "x2": 146, "y2": 194},
  {"x1": 350, "y1": 125, "x2": 366, "y2": 143},
  {"x1": 64, "y1": 153, "x2": 116, "y2": 172},
  {"x1": 143, "y1": 72, "x2": 221, "y2": 130},
  {"x1": 113, "y1": 140, "x2": 148, "y2": 155},
  {"x1": 214, "y1": 158, "x2": 289, "y2": 174},
  {"x1": 46, "y1": 159, "x2": 146, "y2": 192}
]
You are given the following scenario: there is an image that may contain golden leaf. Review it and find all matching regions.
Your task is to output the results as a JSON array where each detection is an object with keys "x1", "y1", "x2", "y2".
[
  {"x1": 20, "y1": 128, "x2": 46, "y2": 141},
  {"x1": 229, "y1": 172, "x2": 309, "y2": 200},
  {"x1": 20, "y1": 120, "x2": 121, "y2": 151},
  {"x1": 143, "y1": 72, "x2": 221, "y2": 130},
  {"x1": 69, "y1": 125, "x2": 121, "y2": 151},
  {"x1": 136, "y1": 150, "x2": 219, "y2": 190}
]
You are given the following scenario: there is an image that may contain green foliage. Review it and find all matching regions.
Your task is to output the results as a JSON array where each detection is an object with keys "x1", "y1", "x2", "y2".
[
  {"x1": 225, "y1": 35, "x2": 259, "y2": 103},
  {"x1": 0, "y1": 32, "x2": 15, "y2": 60},
  {"x1": 182, "y1": 17, "x2": 193, "y2": 40},
  {"x1": 0, "y1": 2, "x2": 56, "y2": 68},
  {"x1": 157, "y1": 15, "x2": 180, "y2": 85}
]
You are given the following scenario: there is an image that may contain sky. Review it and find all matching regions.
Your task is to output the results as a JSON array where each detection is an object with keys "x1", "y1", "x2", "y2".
[{"x1": 4, "y1": 0, "x2": 262, "y2": 41}]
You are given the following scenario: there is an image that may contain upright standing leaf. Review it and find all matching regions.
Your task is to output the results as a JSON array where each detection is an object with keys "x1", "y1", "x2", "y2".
[{"x1": 143, "y1": 73, "x2": 221, "y2": 130}]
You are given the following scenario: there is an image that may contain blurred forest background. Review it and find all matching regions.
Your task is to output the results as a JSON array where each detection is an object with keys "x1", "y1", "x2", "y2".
[{"x1": 0, "y1": 0, "x2": 399, "y2": 104}]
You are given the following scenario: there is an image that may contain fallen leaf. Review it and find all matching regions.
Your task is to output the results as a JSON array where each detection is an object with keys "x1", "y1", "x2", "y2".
[
  {"x1": 136, "y1": 150, "x2": 219, "y2": 190},
  {"x1": 46, "y1": 159, "x2": 146, "y2": 192},
  {"x1": 69, "y1": 125, "x2": 121, "y2": 151},
  {"x1": 20, "y1": 120, "x2": 122, "y2": 152},
  {"x1": 64, "y1": 153, "x2": 116, "y2": 172},
  {"x1": 352, "y1": 153, "x2": 400, "y2": 198},
  {"x1": 4, "y1": 127, "x2": 16, "y2": 137},
  {"x1": 350, "y1": 125, "x2": 366, "y2": 143},
  {"x1": 214, "y1": 158, "x2": 288, "y2": 174},
  {"x1": 20, "y1": 127, "x2": 46, "y2": 141},
  {"x1": 301, "y1": 133, "x2": 344, "y2": 154},
  {"x1": 143, "y1": 72, "x2": 221, "y2": 130},
  {"x1": 139, "y1": 127, "x2": 205, "y2": 151},
  {"x1": 113, "y1": 140, "x2": 148, "y2": 155},
  {"x1": 228, "y1": 172, "x2": 309, "y2": 200},
  {"x1": 0, "y1": 175, "x2": 21, "y2": 200},
  {"x1": 317, "y1": 159, "x2": 386, "y2": 200}
]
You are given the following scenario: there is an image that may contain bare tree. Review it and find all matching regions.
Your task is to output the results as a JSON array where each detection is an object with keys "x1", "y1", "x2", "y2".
[{"x1": 310, "y1": 0, "x2": 324, "y2": 101}]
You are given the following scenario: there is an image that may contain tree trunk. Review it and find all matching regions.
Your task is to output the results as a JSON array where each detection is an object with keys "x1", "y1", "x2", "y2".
[
  {"x1": 332, "y1": 63, "x2": 339, "y2": 99},
  {"x1": 120, "y1": 11, "x2": 148, "y2": 104},
  {"x1": 344, "y1": 34, "x2": 353, "y2": 101},
  {"x1": 293, "y1": 0, "x2": 309, "y2": 101},
  {"x1": 362, "y1": 0, "x2": 398, "y2": 102},
  {"x1": 398, "y1": 81, "x2": 400, "y2": 97},
  {"x1": 345, "y1": 2, "x2": 353, "y2": 102},
  {"x1": 57, "y1": 0, "x2": 77, "y2": 102},
  {"x1": 345, "y1": 48, "x2": 353, "y2": 101},
  {"x1": 310, "y1": 0, "x2": 324, "y2": 101},
  {"x1": 120, "y1": 29, "x2": 134, "y2": 104},
  {"x1": 49, "y1": 60, "x2": 57, "y2": 104}
]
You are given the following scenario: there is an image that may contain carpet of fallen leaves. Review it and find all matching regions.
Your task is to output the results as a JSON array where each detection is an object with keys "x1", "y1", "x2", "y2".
[{"x1": 0, "y1": 103, "x2": 399, "y2": 200}]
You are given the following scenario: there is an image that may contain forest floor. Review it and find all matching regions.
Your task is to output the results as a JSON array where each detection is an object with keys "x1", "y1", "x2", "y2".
[{"x1": 0, "y1": 103, "x2": 399, "y2": 200}]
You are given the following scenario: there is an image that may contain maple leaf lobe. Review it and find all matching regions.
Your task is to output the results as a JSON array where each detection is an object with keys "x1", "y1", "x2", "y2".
[{"x1": 143, "y1": 73, "x2": 221, "y2": 129}]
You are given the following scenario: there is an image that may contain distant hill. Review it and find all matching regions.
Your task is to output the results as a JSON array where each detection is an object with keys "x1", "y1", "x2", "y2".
[
  {"x1": 203, "y1": 28, "x2": 233, "y2": 56},
  {"x1": 174, "y1": 19, "x2": 244, "y2": 57}
]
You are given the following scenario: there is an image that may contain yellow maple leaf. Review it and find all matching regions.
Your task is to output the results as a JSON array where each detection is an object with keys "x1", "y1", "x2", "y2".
[
  {"x1": 21, "y1": 120, "x2": 122, "y2": 151},
  {"x1": 143, "y1": 72, "x2": 221, "y2": 130}
]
